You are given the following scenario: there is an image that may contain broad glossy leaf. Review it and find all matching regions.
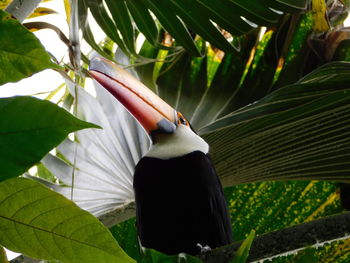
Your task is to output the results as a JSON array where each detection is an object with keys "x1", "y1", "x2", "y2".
[
  {"x1": 0, "y1": 10, "x2": 59, "y2": 85},
  {"x1": 200, "y1": 62, "x2": 350, "y2": 185},
  {"x1": 0, "y1": 178, "x2": 134, "y2": 263},
  {"x1": 0, "y1": 96, "x2": 98, "y2": 181}
]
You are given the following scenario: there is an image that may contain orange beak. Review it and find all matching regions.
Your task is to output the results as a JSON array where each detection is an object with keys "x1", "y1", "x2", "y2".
[{"x1": 89, "y1": 57, "x2": 177, "y2": 136}]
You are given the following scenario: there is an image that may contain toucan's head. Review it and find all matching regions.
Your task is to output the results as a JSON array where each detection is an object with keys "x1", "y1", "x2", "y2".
[{"x1": 89, "y1": 57, "x2": 208, "y2": 159}]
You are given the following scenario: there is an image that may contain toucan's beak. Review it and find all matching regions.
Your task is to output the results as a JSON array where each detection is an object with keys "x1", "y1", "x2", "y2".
[{"x1": 89, "y1": 57, "x2": 177, "y2": 136}]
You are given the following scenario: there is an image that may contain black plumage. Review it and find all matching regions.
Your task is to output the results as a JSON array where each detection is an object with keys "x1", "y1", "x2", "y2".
[{"x1": 134, "y1": 151, "x2": 233, "y2": 255}]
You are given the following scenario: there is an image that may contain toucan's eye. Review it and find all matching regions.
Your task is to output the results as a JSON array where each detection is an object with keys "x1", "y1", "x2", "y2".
[
  {"x1": 180, "y1": 117, "x2": 187, "y2": 125},
  {"x1": 177, "y1": 112, "x2": 190, "y2": 126}
]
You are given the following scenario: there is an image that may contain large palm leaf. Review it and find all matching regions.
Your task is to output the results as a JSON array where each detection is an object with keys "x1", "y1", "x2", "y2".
[{"x1": 78, "y1": 0, "x2": 307, "y2": 56}]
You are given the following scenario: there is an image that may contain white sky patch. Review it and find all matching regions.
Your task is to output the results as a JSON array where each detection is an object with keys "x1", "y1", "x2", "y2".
[
  {"x1": 345, "y1": 15, "x2": 350, "y2": 27},
  {"x1": 5, "y1": 248, "x2": 20, "y2": 261}
]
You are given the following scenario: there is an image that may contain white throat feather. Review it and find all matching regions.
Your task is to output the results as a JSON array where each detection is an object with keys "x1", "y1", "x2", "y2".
[{"x1": 145, "y1": 125, "x2": 209, "y2": 160}]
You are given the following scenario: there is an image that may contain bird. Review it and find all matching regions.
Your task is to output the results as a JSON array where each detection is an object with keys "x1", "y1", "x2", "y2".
[{"x1": 88, "y1": 57, "x2": 233, "y2": 256}]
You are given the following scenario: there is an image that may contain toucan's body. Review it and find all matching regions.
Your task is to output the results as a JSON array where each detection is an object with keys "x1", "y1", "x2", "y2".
[
  {"x1": 134, "y1": 151, "x2": 232, "y2": 255},
  {"x1": 89, "y1": 58, "x2": 232, "y2": 255}
]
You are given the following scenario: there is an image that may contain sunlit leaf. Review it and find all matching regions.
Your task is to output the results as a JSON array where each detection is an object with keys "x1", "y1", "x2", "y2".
[
  {"x1": 27, "y1": 7, "x2": 57, "y2": 19},
  {"x1": 311, "y1": 0, "x2": 330, "y2": 33},
  {"x1": 0, "y1": 10, "x2": 60, "y2": 85},
  {"x1": 64, "y1": 0, "x2": 71, "y2": 23},
  {"x1": 0, "y1": 0, "x2": 11, "y2": 9},
  {"x1": 0, "y1": 178, "x2": 135, "y2": 263}
]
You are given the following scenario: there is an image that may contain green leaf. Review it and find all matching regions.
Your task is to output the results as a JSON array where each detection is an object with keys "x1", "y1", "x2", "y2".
[
  {"x1": 200, "y1": 62, "x2": 350, "y2": 185},
  {"x1": 87, "y1": 0, "x2": 307, "y2": 55},
  {"x1": 36, "y1": 163, "x2": 56, "y2": 182},
  {"x1": 0, "y1": 96, "x2": 99, "y2": 182},
  {"x1": 110, "y1": 219, "x2": 141, "y2": 261},
  {"x1": 125, "y1": 0, "x2": 158, "y2": 45},
  {"x1": 0, "y1": 246, "x2": 8, "y2": 263},
  {"x1": 167, "y1": 0, "x2": 236, "y2": 53},
  {"x1": 231, "y1": 230, "x2": 255, "y2": 263},
  {"x1": 104, "y1": 0, "x2": 135, "y2": 53},
  {"x1": 142, "y1": 0, "x2": 201, "y2": 56},
  {"x1": 84, "y1": 0, "x2": 129, "y2": 55},
  {"x1": 77, "y1": 0, "x2": 115, "y2": 61},
  {"x1": 0, "y1": 178, "x2": 135, "y2": 263},
  {"x1": 0, "y1": 10, "x2": 60, "y2": 85}
]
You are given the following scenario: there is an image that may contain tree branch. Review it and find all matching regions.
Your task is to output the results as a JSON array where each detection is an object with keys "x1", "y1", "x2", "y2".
[
  {"x1": 99, "y1": 202, "x2": 136, "y2": 228},
  {"x1": 199, "y1": 212, "x2": 350, "y2": 263}
]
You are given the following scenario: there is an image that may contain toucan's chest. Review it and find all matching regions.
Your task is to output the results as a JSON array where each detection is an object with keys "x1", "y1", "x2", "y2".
[{"x1": 133, "y1": 151, "x2": 221, "y2": 198}]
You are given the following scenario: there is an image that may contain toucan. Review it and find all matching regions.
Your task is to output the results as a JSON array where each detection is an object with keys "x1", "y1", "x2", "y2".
[{"x1": 89, "y1": 57, "x2": 233, "y2": 256}]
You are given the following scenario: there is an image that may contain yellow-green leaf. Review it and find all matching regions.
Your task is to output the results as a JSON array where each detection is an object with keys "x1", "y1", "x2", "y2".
[
  {"x1": 27, "y1": 7, "x2": 57, "y2": 18},
  {"x1": 0, "y1": 178, "x2": 135, "y2": 263}
]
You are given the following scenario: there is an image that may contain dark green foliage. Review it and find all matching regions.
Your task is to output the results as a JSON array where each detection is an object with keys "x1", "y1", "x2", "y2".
[{"x1": 0, "y1": 96, "x2": 98, "y2": 182}]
